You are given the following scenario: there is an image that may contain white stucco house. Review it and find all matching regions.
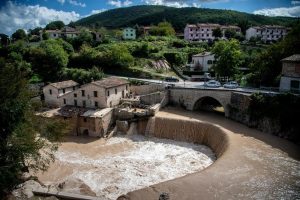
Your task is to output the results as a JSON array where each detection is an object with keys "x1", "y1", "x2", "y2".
[
  {"x1": 245, "y1": 25, "x2": 290, "y2": 42},
  {"x1": 43, "y1": 80, "x2": 79, "y2": 107},
  {"x1": 123, "y1": 27, "x2": 136, "y2": 40},
  {"x1": 43, "y1": 77, "x2": 130, "y2": 109},
  {"x1": 183, "y1": 52, "x2": 215, "y2": 81}
]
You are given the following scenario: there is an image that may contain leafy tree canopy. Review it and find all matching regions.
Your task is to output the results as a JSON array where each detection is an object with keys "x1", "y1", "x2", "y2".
[
  {"x1": 0, "y1": 61, "x2": 68, "y2": 196},
  {"x1": 213, "y1": 28, "x2": 223, "y2": 38},
  {"x1": 212, "y1": 39, "x2": 243, "y2": 78},
  {"x1": 11, "y1": 29, "x2": 27, "y2": 41},
  {"x1": 45, "y1": 21, "x2": 65, "y2": 30}
]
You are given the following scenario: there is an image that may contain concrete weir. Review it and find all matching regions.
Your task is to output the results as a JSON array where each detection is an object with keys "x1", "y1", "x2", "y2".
[{"x1": 118, "y1": 108, "x2": 300, "y2": 200}]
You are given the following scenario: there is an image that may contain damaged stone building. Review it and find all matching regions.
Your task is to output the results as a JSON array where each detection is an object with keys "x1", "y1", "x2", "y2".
[{"x1": 42, "y1": 77, "x2": 167, "y2": 137}]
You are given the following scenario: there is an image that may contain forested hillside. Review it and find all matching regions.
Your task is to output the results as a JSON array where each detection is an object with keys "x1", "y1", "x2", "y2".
[{"x1": 75, "y1": 5, "x2": 296, "y2": 31}]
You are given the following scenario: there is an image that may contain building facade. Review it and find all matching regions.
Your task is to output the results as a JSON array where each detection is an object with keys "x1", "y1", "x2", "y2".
[
  {"x1": 280, "y1": 54, "x2": 300, "y2": 93},
  {"x1": 43, "y1": 80, "x2": 79, "y2": 107},
  {"x1": 184, "y1": 23, "x2": 241, "y2": 42},
  {"x1": 123, "y1": 27, "x2": 136, "y2": 40},
  {"x1": 183, "y1": 52, "x2": 215, "y2": 81},
  {"x1": 245, "y1": 25, "x2": 290, "y2": 42}
]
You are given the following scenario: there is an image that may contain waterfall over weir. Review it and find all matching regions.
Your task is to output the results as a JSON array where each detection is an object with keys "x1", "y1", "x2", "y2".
[{"x1": 143, "y1": 116, "x2": 229, "y2": 158}]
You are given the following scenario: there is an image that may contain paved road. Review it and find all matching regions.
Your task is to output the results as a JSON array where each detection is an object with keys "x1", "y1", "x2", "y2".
[{"x1": 116, "y1": 76, "x2": 279, "y2": 94}]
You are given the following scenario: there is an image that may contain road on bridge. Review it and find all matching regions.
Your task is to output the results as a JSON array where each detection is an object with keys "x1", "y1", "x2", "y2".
[{"x1": 112, "y1": 75, "x2": 279, "y2": 95}]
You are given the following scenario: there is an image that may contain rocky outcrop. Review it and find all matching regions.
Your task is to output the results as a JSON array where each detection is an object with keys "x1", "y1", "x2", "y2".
[{"x1": 146, "y1": 60, "x2": 170, "y2": 71}]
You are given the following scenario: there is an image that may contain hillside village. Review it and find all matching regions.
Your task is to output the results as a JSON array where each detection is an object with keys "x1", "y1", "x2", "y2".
[{"x1": 1, "y1": 3, "x2": 300, "y2": 200}]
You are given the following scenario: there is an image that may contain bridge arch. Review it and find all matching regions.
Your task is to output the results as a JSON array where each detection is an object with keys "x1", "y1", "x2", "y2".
[{"x1": 193, "y1": 96, "x2": 226, "y2": 115}]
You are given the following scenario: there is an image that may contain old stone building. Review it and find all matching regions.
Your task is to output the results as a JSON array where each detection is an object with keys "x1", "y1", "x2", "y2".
[
  {"x1": 280, "y1": 54, "x2": 300, "y2": 93},
  {"x1": 43, "y1": 80, "x2": 79, "y2": 107},
  {"x1": 59, "y1": 77, "x2": 129, "y2": 108}
]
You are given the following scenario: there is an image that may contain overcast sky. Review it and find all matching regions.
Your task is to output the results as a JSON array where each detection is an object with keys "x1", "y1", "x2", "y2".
[{"x1": 0, "y1": 0, "x2": 299, "y2": 35}]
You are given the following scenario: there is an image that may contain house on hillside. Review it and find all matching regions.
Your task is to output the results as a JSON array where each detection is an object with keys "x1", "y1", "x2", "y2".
[
  {"x1": 43, "y1": 80, "x2": 79, "y2": 107},
  {"x1": 183, "y1": 52, "x2": 215, "y2": 81},
  {"x1": 123, "y1": 27, "x2": 136, "y2": 40},
  {"x1": 280, "y1": 54, "x2": 300, "y2": 93},
  {"x1": 245, "y1": 25, "x2": 290, "y2": 42},
  {"x1": 61, "y1": 26, "x2": 80, "y2": 38},
  {"x1": 184, "y1": 23, "x2": 241, "y2": 42}
]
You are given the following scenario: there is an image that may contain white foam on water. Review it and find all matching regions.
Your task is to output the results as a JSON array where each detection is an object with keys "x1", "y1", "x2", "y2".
[{"x1": 54, "y1": 134, "x2": 216, "y2": 200}]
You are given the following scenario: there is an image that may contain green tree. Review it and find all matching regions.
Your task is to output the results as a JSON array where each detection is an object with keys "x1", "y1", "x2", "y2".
[
  {"x1": 28, "y1": 27, "x2": 42, "y2": 36},
  {"x1": 45, "y1": 21, "x2": 65, "y2": 30},
  {"x1": 164, "y1": 52, "x2": 187, "y2": 67},
  {"x1": 28, "y1": 39, "x2": 69, "y2": 82},
  {"x1": 0, "y1": 62, "x2": 68, "y2": 196},
  {"x1": 61, "y1": 67, "x2": 104, "y2": 84},
  {"x1": 0, "y1": 33, "x2": 10, "y2": 46},
  {"x1": 212, "y1": 28, "x2": 223, "y2": 38},
  {"x1": 12, "y1": 29, "x2": 27, "y2": 41},
  {"x1": 149, "y1": 22, "x2": 176, "y2": 36},
  {"x1": 224, "y1": 29, "x2": 236, "y2": 39},
  {"x1": 212, "y1": 39, "x2": 243, "y2": 78}
]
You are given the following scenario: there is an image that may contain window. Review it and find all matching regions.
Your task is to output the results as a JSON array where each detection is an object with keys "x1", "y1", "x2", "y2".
[
  {"x1": 107, "y1": 90, "x2": 110, "y2": 96},
  {"x1": 63, "y1": 99, "x2": 66, "y2": 104},
  {"x1": 94, "y1": 91, "x2": 98, "y2": 97},
  {"x1": 115, "y1": 88, "x2": 117, "y2": 94},
  {"x1": 191, "y1": 34, "x2": 193, "y2": 37},
  {"x1": 291, "y1": 80, "x2": 299, "y2": 89},
  {"x1": 131, "y1": 34, "x2": 133, "y2": 36},
  {"x1": 73, "y1": 86, "x2": 75, "y2": 90},
  {"x1": 207, "y1": 34, "x2": 209, "y2": 37},
  {"x1": 207, "y1": 60, "x2": 213, "y2": 64},
  {"x1": 202, "y1": 34, "x2": 204, "y2": 37},
  {"x1": 84, "y1": 118, "x2": 87, "y2": 122},
  {"x1": 74, "y1": 100, "x2": 77, "y2": 106},
  {"x1": 81, "y1": 90, "x2": 85, "y2": 97},
  {"x1": 82, "y1": 100, "x2": 86, "y2": 107},
  {"x1": 95, "y1": 101, "x2": 98, "y2": 107},
  {"x1": 49, "y1": 89, "x2": 52, "y2": 95},
  {"x1": 202, "y1": 29, "x2": 204, "y2": 31},
  {"x1": 74, "y1": 93, "x2": 77, "y2": 97},
  {"x1": 207, "y1": 29, "x2": 209, "y2": 31},
  {"x1": 63, "y1": 89, "x2": 65, "y2": 93}
]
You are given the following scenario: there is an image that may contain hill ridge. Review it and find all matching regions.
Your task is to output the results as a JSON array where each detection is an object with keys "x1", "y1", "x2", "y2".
[{"x1": 75, "y1": 5, "x2": 296, "y2": 31}]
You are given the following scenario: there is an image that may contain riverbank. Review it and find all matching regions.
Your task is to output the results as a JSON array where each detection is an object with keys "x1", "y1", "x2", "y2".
[{"x1": 120, "y1": 107, "x2": 300, "y2": 200}]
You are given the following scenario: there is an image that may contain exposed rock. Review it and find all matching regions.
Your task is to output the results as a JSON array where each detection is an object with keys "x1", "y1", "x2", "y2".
[
  {"x1": 147, "y1": 60, "x2": 170, "y2": 71},
  {"x1": 55, "y1": 178, "x2": 96, "y2": 197},
  {"x1": 11, "y1": 180, "x2": 44, "y2": 199}
]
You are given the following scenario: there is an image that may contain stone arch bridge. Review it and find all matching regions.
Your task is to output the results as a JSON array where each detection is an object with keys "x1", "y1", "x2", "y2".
[{"x1": 168, "y1": 87, "x2": 249, "y2": 117}]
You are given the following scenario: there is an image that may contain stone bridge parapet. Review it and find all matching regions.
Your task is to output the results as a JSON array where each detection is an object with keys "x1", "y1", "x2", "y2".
[{"x1": 168, "y1": 87, "x2": 234, "y2": 117}]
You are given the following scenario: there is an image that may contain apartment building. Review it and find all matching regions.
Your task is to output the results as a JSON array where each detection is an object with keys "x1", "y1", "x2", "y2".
[
  {"x1": 245, "y1": 25, "x2": 290, "y2": 42},
  {"x1": 184, "y1": 23, "x2": 241, "y2": 42}
]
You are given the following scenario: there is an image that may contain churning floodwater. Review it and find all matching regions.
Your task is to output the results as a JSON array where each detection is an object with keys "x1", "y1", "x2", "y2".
[{"x1": 38, "y1": 134, "x2": 216, "y2": 200}]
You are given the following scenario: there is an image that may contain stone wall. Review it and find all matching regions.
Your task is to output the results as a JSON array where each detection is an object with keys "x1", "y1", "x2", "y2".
[
  {"x1": 139, "y1": 92, "x2": 165, "y2": 105},
  {"x1": 130, "y1": 84, "x2": 164, "y2": 95},
  {"x1": 148, "y1": 116, "x2": 229, "y2": 158},
  {"x1": 169, "y1": 88, "x2": 232, "y2": 117}
]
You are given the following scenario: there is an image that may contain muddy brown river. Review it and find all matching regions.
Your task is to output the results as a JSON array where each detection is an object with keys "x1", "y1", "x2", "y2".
[{"x1": 37, "y1": 134, "x2": 216, "y2": 200}]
